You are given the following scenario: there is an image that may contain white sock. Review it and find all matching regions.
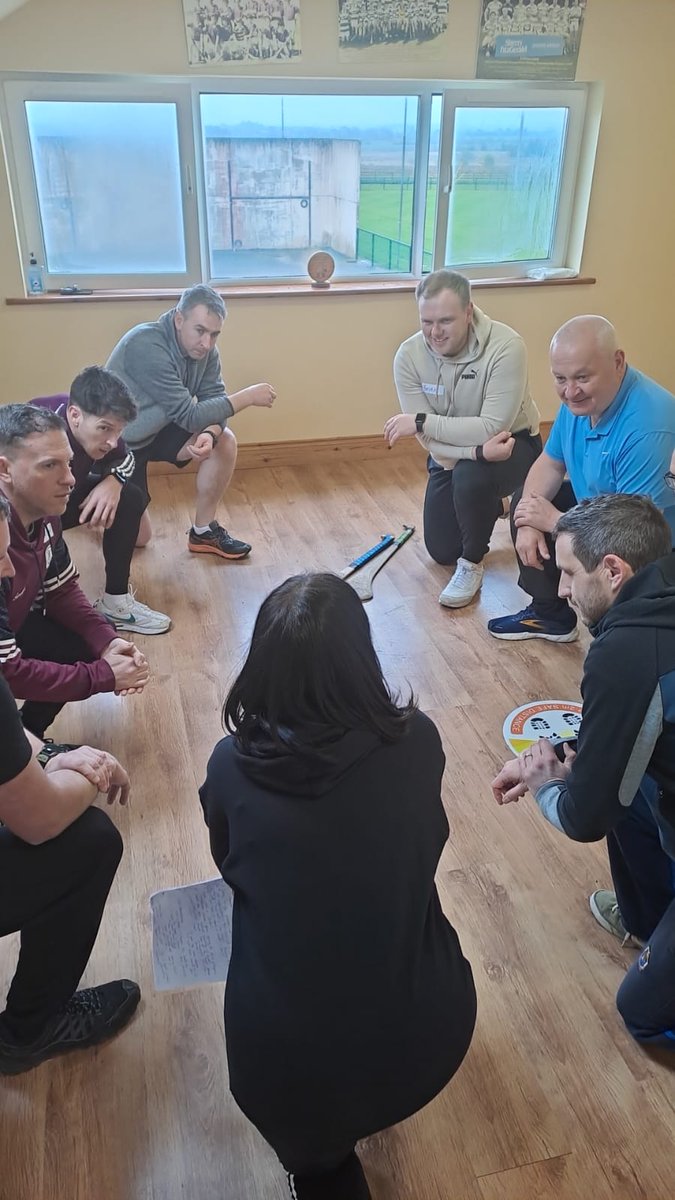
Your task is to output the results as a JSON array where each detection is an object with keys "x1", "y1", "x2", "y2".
[
  {"x1": 103, "y1": 591, "x2": 131, "y2": 611},
  {"x1": 192, "y1": 523, "x2": 212, "y2": 535}
]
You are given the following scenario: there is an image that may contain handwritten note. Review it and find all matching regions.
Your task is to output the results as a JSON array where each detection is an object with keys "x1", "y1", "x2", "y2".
[{"x1": 150, "y1": 877, "x2": 233, "y2": 992}]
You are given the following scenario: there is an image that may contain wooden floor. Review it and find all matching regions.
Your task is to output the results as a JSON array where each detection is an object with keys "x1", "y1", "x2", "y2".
[{"x1": 1, "y1": 456, "x2": 673, "y2": 1200}]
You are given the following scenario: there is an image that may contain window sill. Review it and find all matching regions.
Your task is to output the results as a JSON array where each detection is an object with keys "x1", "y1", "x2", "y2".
[{"x1": 5, "y1": 275, "x2": 596, "y2": 305}]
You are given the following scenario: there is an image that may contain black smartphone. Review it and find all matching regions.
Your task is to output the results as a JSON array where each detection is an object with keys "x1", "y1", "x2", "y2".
[{"x1": 553, "y1": 737, "x2": 578, "y2": 762}]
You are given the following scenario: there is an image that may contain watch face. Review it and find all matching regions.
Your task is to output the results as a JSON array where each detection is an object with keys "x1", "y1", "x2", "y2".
[{"x1": 307, "y1": 251, "x2": 335, "y2": 284}]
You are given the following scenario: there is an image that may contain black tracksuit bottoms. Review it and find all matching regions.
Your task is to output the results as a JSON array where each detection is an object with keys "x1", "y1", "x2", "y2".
[
  {"x1": 609, "y1": 780, "x2": 675, "y2": 1050},
  {"x1": 17, "y1": 612, "x2": 100, "y2": 740},
  {"x1": 62, "y1": 474, "x2": 148, "y2": 596},
  {"x1": 0, "y1": 808, "x2": 122, "y2": 1042},
  {"x1": 424, "y1": 432, "x2": 541, "y2": 565},
  {"x1": 507, "y1": 479, "x2": 578, "y2": 617}
]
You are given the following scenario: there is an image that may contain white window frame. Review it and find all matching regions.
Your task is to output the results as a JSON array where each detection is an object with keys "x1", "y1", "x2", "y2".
[
  {"x1": 1, "y1": 77, "x2": 201, "y2": 291},
  {"x1": 434, "y1": 83, "x2": 588, "y2": 279},
  {"x1": 1, "y1": 73, "x2": 591, "y2": 290}
]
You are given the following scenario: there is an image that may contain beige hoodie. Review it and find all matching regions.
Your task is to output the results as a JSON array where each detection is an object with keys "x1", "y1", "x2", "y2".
[{"x1": 393, "y1": 305, "x2": 540, "y2": 469}]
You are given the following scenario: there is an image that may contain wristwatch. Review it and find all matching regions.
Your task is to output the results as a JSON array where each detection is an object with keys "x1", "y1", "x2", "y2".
[
  {"x1": 202, "y1": 428, "x2": 221, "y2": 446},
  {"x1": 36, "y1": 741, "x2": 71, "y2": 768},
  {"x1": 415, "y1": 413, "x2": 427, "y2": 434}
]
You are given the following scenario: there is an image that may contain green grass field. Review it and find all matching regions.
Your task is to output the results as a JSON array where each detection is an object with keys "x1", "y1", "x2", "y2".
[{"x1": 358, "y1": 181, "x2": 551, "y2": 268}]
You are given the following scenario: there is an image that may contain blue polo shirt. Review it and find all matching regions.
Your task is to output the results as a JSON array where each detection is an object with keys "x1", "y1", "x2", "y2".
[{"x1": 545, "y1": 366, "x2": 675, "y2": 508}]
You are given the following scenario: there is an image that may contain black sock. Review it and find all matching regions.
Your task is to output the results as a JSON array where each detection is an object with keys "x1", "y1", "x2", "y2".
[
  {"x1": 287, "y1": 1152, "x2": 371, "y2": 1200},
  {"x1": 533, "y1": 599, "x2": 575, "y2": 622}
]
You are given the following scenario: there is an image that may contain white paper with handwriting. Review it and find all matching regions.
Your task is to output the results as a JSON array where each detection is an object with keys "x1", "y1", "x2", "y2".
[{"x1": 150, "y1": 877, "x2": 233, "y2": 991}]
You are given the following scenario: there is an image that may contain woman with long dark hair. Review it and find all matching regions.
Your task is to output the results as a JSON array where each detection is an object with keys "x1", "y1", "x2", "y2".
[{"x1": 200, "y1": 573, "x2": 476, "y2": 1199}]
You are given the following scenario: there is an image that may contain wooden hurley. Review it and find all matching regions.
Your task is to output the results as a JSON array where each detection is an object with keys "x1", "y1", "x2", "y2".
[{"x1": 348, "y1": 525, "x2": 415, "y2": 601}]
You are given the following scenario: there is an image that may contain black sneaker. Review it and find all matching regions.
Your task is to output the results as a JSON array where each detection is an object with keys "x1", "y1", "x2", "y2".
[
  {"x1": 0, "y1": 979, "x2": 140, "y2": 1076},
  {"x1": 188, "y1": 521, "x2": 252, "y2": 560}
]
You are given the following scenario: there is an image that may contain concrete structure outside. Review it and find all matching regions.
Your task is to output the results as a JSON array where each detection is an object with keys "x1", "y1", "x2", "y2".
[{"x1": 205, "y1": 137, "x2": 360, "y2": 258}]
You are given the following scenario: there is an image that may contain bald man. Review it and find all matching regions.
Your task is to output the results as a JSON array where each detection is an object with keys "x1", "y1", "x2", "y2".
[{"x1": 488, "y1": 315, "x2": 675, "y2": 641}]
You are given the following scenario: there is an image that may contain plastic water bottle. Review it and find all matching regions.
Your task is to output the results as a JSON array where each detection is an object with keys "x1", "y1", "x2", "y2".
[{"x1": 27, "y1": 252, "x2": 45, "y2": 294}]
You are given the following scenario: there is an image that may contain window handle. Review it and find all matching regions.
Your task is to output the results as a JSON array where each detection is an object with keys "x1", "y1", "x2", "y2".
[
  {"x1": 185, "y1": 163, "x2": 194, "y2": 195},
  {"x1": 442, "y1": 166, "x2": 453, "y2": 196}
]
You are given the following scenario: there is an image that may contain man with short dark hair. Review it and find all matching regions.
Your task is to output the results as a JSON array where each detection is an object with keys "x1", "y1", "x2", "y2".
[
  {"x1": 31, "y1": 367, "x2": 171, "y2": 635},
  {"x1": 0, "y1": 405, "x2": 149, "y2": 738},
  {"x1": 107, "y1": 284, "x2": 277, "y2": 561},
  {"x1": 386, "y1": 269, "x2": 541, "y2": 608},
  {"x1": 488, "y1": 315, "x2": 675, "y2": 642},
  {"x1": 493, "y1": 493, "x2": 675, "y2": 1050}
]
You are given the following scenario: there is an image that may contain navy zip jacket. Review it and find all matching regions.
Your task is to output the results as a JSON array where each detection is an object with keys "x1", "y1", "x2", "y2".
[{"x1": 535, "y1": 554, "x2": 675, "y2": 860}]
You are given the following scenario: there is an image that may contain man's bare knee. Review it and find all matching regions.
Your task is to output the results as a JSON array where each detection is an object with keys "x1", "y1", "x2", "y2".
[{"x1": 217, "y1": 426, "x2": 237, "y2": 461}]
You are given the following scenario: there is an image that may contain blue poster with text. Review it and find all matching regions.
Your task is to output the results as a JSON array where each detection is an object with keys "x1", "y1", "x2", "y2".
[{"x1": 495, "y1": 35, "x2": 564, "y2": 59}]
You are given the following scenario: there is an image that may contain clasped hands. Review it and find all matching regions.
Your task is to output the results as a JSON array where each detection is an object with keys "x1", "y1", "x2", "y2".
[
  {"x1": 492, "y1": 738, "x2": 576, "y2": 806},
  {"x1": 101, "y1": 637, "x2": 150, "y2": 696}
]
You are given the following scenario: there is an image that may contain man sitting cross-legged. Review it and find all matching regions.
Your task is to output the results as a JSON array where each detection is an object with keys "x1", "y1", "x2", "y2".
[
  {"x1": 31, "y1": 367, "x2": 171, "y2": 635},
  {"x1": 106, "y1": 284, "x2": 276, "y2": 561},
  {"x1": 0, "y1": 535, "x2": 139, "y2": 1076},
  {"x1": 0, "y1": 406, "x2": 149, "y2": 739},
  {"x1": 493, "y1": 494, "x2": 675, "y2": 1050},
  {"x1": 488, "y1": 315, "x2": 675, "y2": 642}
]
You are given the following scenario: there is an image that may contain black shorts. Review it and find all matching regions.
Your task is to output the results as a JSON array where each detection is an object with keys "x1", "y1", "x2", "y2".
[{"x1": 129, "y1": 423, "x2": 192, "y2": 500}]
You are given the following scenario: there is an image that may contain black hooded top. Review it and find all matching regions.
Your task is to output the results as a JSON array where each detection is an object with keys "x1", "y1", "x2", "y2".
[
  {"x1": 199, "y1": 708, "x2": 476, "y2": 1150},
  {"x1": 537, "y1": 554, "x2": 675, "y2": 860}
]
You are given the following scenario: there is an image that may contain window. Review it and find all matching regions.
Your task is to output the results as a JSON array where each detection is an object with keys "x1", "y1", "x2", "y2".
[
  {"x1": 200, "y1": 92, "x2": 419, "y2": 281},
  {"x1": 446, "y1": 106, "x2": 568, "y2": 265},
  {"x1": 25, "y1": 101, "x2": 187, "y2": 275},
  {"x1": 1, "y1": 77, "x2": 592, "y2": 289}
]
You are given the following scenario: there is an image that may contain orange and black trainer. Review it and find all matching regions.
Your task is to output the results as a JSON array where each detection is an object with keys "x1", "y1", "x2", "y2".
[{"x1": 188, "y1": 521, "x2": 252, "y2": 560}]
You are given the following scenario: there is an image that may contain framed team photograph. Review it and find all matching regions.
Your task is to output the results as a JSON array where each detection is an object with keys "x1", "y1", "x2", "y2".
[
  {"x1": 338, "y1": 1, "x2": 450, "y2": 62},
  {"x1": 182, "y1": 1, "x2": 302, "y2": 65},
  {"x1": 476, "y1": 0, "x2": 587, "y2": 80}
]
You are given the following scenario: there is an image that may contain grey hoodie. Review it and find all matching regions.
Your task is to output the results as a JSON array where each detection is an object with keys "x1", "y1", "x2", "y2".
[
  {"x1": 393, "y1": 305, "x2": 540, "y2": 469},
  {"x1": 106, "y1": 309, "x2": 234, "y2": 450}
]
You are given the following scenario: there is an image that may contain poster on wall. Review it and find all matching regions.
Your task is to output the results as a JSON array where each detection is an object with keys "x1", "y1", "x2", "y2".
[
  {"x1": 476, "y1": 0, "x2": 587, "y2": 80},
  {"x1": 338, "y1": 1, "x2": 450, "y2": 62},
  {"x1": 182, "y1": 1, "x2": 302, "y2": 64}
]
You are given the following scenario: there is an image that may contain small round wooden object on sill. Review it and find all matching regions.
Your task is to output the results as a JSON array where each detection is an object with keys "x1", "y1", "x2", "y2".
[{"x1": 307, "y1": 251, "x2": 335, "y2": 289}]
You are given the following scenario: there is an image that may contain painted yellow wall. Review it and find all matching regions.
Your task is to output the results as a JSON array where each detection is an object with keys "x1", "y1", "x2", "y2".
[{"x1": 1, "y1": 0, "x2": 674, "y2": 441}]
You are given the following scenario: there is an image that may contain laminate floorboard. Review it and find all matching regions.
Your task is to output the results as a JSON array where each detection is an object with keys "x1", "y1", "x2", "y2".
[{"x1": 1, "y1": 459, "x2": 673, "y2": 1200}]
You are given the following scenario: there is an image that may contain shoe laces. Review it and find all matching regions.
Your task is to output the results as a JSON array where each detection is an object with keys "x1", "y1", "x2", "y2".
[
  {"x1": 604, "y1": 900, "x2": 632, "y2": 945},
  {"x1": 46, "y1": 988, "x2": 105, "y2": 1041},
  {"x1": 63, "y1": 987, "x2": 104, "y2": 1018},
  {"x1": 454, "y1": 560, "x2": 479, "y2": 584}
]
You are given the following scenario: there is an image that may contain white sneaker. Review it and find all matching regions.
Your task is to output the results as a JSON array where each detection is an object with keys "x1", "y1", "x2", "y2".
[
  {"x1": 94, "y1": 591, "x2": 172, "y2": 635},
  {"x1": 439, "y1": 558, "x2": 484, "y2": 608}
]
